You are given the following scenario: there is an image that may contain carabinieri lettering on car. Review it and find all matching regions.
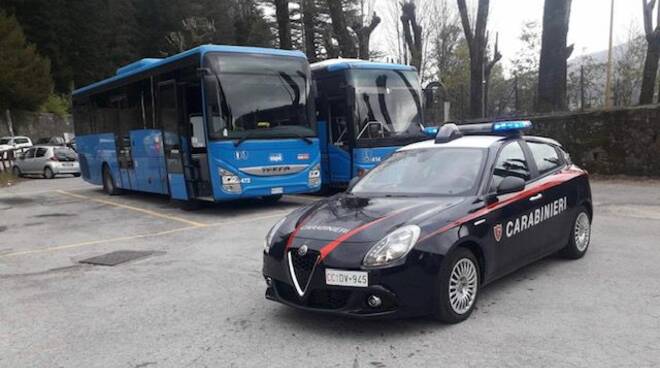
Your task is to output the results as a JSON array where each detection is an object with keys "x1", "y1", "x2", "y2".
[{"x1": 262, "y1": 120, "x2": 593, "y2": 323}]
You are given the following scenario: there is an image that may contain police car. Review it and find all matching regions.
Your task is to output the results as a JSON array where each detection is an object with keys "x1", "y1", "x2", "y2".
[{"x1": 262, "y1": 121, "x2": 592, "y2": 323}]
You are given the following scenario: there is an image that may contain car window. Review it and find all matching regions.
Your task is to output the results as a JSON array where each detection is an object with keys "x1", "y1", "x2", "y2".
[
  {"x1": 25, "y1": 148, "x2": 36, "y2": 158},
  {"x1": 36, "y1": 148, "x2": 48, "y2": 158},
  {"x1": 15, "y1": 138, "x2": 29, "y2": 144},
  {"x1": 491, "y1": 142, "x2": 530, "y2": 190},
  {"x1": 0, "y1": 138, "x2": 10, "y2": 145},
  {"x1": 527, "y1": 142, "x2": 562, "y2": 175},
  {"x1": 54, "y1": 148, "x2": 78, "y2": 161}
]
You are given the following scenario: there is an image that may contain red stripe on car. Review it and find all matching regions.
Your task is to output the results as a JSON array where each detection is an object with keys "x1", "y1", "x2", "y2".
[{"x1": 418, "y1": 168, "x2": 586, "y2": 242}]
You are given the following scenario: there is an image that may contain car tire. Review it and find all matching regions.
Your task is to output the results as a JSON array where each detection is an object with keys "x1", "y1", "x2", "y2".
[
  {"x1": 12, "y1": 166, "x2": 22, "y2": 177},
  {"x1": 262, "y1": 194, "x2": 283, "y2": 204},
  {"x1": 73, "y1": 173, "x2": 81, "y2": 178},
  {"x1": 102, "y1": 165, "x2": 120, "y2": 195},
  {"x1": 560, "y1": 206, "x2": 591, "y2": 259},
  {"x1": 433, "y1": 247, "x2": 480, "y2": 324},
  {"x1": 44, "y1": 167, "x2": 55, "y2": 179}
]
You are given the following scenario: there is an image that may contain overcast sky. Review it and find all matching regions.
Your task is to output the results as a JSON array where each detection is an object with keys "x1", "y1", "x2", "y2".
[{"x1": 371, "y1": 0, "x2": 643, "y2": 71}]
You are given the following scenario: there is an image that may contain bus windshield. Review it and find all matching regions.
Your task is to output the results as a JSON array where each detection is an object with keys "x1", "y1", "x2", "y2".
[
  {"x1": 351, "y1": 69, "x2": 423, "y2": 143},
  {"x1": 205, "y1": 53, "x2": 314, "y2": 141}
]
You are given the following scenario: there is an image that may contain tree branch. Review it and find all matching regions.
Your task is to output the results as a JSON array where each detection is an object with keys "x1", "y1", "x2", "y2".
[{"x1": 456, "y1": 0, "x2": 473, "y2": 48}]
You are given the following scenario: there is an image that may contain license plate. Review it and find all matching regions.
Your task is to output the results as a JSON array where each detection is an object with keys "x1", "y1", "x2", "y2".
[
  {"x1": 271, "y1": 187, "x2": 283, "y2": 195},
  {"x1": 325, "y1": 269, "x2": 368, "y2": 288},
  {"x1": 63, "y1": 163, "x2": 74, "y2": 167}
]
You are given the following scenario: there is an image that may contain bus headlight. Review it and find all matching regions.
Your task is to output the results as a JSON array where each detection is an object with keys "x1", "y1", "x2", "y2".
[
  {"x1": 220, "y1": 168, "x2": 242, "y2": 194},
  {"x1": 308, "y1": 164, "x2": 321, "y2": 187},
  {"x1": 363, "y1": 225, "x2": 421, "y2": 267}
]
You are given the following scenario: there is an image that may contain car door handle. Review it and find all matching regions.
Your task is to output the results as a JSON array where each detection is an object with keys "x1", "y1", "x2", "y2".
[{"x1": 529, "y1": 193, "x2": 543, "y2": 202}]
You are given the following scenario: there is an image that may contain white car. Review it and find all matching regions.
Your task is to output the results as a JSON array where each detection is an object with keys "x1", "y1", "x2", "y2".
[{"x1": 0, "y1": 136, "x2": 33, "y2": 151}]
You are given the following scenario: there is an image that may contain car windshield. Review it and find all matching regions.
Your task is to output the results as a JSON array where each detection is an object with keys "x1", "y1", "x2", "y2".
[
  {"x1": 54, "y1": 148, "x2": 77, "y2": 161},
  {"x1": 205, "y1": 53, "x2": 314, "y2": 141},
  {"x1": 350, "y1": 148, "x2": 486, "y2": 196},
  {"x1": 0, "y1": 138, "x2": 10, "y2": 145},
  {"x1": 352, "y1": 69, "x2": 423, "y2": 142}
]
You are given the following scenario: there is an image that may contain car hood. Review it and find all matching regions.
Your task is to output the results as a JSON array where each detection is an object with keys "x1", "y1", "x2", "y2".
[{"x1": 293, "y1": 194, "x2": 467, "y2": 244}]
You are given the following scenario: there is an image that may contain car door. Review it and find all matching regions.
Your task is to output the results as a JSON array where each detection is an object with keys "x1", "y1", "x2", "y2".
[
  {"x1": 522, "y1": 140, "x2": 573, "y2": 256},
  {"x1": 21, "y1": 148, "x2": 37, "y2": 173},
  {"x1": 483, "y1": 140, "x2": 540, "y2": 278},
  {"x1": 33, "y1": 147, "x2": 50, "y2": 173}
]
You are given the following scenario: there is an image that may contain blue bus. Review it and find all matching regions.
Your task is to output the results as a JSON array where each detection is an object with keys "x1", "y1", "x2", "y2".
[
  {"x1": 311, "y1": 59, "x2": 425, "y2": 187},
  {"x1": 72, "y1": 45, "x2": 321, "y2": 204}
]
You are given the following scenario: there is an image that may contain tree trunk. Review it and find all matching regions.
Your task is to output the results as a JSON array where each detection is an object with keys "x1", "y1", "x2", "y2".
[
  {"x1": 639, "y1": 0, "x2": 660, "y2": 105},
  {"x1": 457, "y1": 0, "x2": 490, "y2": 118},
  {"x1": 5, "y1": 110, "x2": 14, "y2": 137},
  {"x1": 326, "y1": 0, "x2": 357, "y2": 58},
  {"x1": 275, "y1": 0, "x2": 292, "y2": 49},
  {"x1": 302, "y1": 0, "x2": 318, "y2": 62},
  {"x1": 537, "y1": 0, "x2": 572, "y2": 112},
  {"x1": 640, "y1": 41, "x2": 660, "y2": 104},
  {"x1": 400, "y1": 1, "x2": 423, "y2": 71}
]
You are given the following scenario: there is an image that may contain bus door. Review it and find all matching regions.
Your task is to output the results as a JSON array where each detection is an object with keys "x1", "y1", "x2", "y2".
[
  {"x1": 158, "y1": 80, "x2": 193, "y2": 200},
  {"x1": 114, "y1": 95, "x2": 136, "y2": 190},
  {"x1": 325, "y1": 96, "x2": 353, "y2": 185}
]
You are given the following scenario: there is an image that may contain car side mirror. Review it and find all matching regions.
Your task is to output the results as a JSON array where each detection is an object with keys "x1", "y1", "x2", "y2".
[{"x1": 496, "y1": 176, "x2": 525, "y2": 196}]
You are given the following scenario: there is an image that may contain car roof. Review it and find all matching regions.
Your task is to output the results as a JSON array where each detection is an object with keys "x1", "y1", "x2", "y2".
[
  {"x1": 399, "y1": 135, "x2": 505, "y2": 151},
  {"x1": 1, "y1": 136, "x2": 29, "y2": 139}
]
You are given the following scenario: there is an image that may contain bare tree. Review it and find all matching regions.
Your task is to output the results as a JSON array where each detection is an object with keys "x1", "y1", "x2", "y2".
[
  {"x1": 483, "y1": 32, "x2": 502, "y2": 112},
  {"x1": 274, "y1": 0, "x2": 292, "y2": 49},
  {"x1": 400, "y1": 0, "x2": 423, "y2": 71},
  {"x1": 537, "y1": 0, "x2": 573, "y2": 112},
  {"x1": 457, "y1": 0, "x2": 497, "y2": 118},
  {"x1": 353, "y1": 11, "x2": 381, "y2": 60},
  {"x1": 639, "y1": 0, "x2": 660, "y2": 104},
  {"x1": 301, "y1": 0, "x2": 319, "y2": 61},
  {"x1": 326, "y1": 0, "x2": 357, "y2": 58}
]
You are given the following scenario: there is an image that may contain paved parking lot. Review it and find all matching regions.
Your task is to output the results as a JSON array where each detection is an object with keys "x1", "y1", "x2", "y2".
[{"x1": 1, "y1": 177, "x2": 660, "y2": 367}]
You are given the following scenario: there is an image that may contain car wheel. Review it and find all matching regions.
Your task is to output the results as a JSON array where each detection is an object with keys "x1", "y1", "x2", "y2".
[
  {"x1": 73, "y1": 173, "x2": 81, "y2": 178},
  {"x1": 262, "y1": 194, "x2": 283, "y2": 204},
  {"x1": 12, "y1": 166, "x2": 22, "y2": 177},
  {"x1": 560, "y1": 206, "x2": 591, "y2": 259},
  {"x1": 102, "y1": 165, "x2": 120, "y2": 195},
  {"x1": 433, "y1": 247, "x2": 480, "y2": 323},
  {"x1": 44, "y1": 167, "x2": 55, "y2": 179}
]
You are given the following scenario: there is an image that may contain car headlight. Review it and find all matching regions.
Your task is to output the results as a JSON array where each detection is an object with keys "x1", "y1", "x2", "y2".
[
  {"x1": 264, "y1": 216, "x2": 287, "y2": 254},
  {"x1": 363, "y1": 225, "x2": 421, "y2": 267}
]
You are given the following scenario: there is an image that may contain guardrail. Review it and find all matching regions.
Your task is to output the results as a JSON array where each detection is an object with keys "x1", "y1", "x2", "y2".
[{"x1": 0, "y1": 147, "x2": 28, "y2": 173}]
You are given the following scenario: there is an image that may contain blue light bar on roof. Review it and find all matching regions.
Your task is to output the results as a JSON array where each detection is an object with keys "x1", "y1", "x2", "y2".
[{"x1": 492, "y1": 120, "x2": 532, "y2": 132}]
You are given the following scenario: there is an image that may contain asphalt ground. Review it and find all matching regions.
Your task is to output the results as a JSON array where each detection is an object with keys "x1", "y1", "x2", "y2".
[{"x1": 1, "y1": 177, "x2": 659, "y2": 368}]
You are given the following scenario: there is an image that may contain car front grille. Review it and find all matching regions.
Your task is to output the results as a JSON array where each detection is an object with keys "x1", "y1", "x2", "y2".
[
  {"x1": 308, "y1": 289, "x2": 351, "y2": 310},
  {"x1": 289, "y1": 249, "x2": 319, "y2": 294}
]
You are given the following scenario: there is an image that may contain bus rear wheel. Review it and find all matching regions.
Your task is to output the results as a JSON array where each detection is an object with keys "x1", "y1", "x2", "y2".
[{"x1": 102, "y1": 165, "x2": 120, "y2": 195}]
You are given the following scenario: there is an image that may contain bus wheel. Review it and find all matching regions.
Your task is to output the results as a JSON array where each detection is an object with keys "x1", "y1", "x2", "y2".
[
  {"x1": 262, "y1": 194, "x2": 283, "y2": 204},
  {"x1": 102, "y1": 165, "x2": 120, "y2": 195}
]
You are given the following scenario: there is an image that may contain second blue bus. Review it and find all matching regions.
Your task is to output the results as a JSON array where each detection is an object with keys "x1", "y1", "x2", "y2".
[{"x1": 311, "y1": 59, "x2": 426, "y2": 187}]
